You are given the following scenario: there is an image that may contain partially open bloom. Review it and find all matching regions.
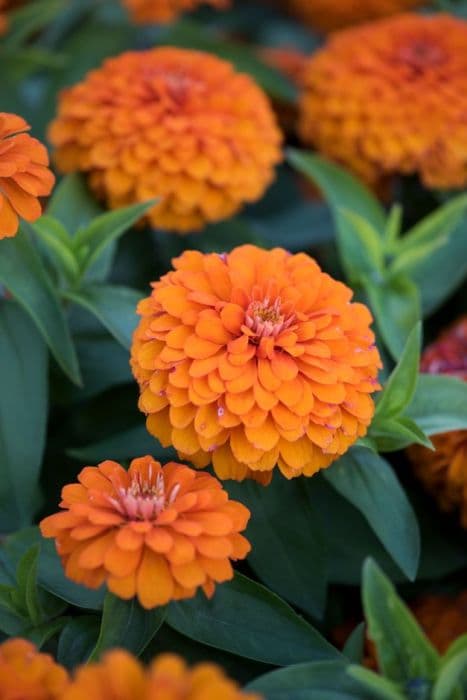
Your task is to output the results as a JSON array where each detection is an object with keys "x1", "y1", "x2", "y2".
[
  {"x1": 0, "y1": 113, "x2": 55, "y2": 239},
  {"x1": 131, "y1": 245, "x2": 381, "y2": 483},
  {"x1": 287, "y1": 0, "x2": 424, "y2": 33},
  {"x1": 49, "y1": 48, "x2": 282, "y2": 233},
  {"x1": 0, "y1": 638, "x2": 69, "y2": 699},
  {"x1": 408, "y1": 317, "x2": 467, "y2": 527},
  {"x1": 63, "y1": 650, "x2": 261, "y2": 700},
  {"x1": 40, "y1": 456, "x2": 250, "y2": 608},
  {"x1": 299, "y1": 14, "x2": 467, "y2": 189},
  {"x1": 122, "y1": 0, "x2": 229, "y2": 23}
]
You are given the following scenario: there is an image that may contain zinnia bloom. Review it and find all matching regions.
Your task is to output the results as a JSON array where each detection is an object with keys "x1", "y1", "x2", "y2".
[
  {"x1": 0, "y1": 638, "x2": 69, "y2": 699},
  {"x1": 62, "y1": 650, "x2": 261, "y2": 700},
  {"x1": 298, "y1": 14, "x2": 467, "y2": 189},
  {"x1": 122, "y1": 0, "x2": 229, "y2": 23},
  {"x1": 287, "y1": 0, "x2": 424, "y2": 33},
  {"x1": 49, "y1": 48, "x2": 282, "y2": 233},
  {"x1": 408, "y1": 317, "x2": 467, "y2": 527},
  {"x1": 130, "y1": 245, "x2": 381, "y2": 483},
  {"x1": 0, "y1": 113, "x2": 55, "y2": 239},
  {"x1": 40, "y1": 456, "x2": 251, "y2": 608}
]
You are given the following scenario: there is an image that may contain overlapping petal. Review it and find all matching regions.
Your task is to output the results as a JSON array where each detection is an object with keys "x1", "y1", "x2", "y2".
[{"x1": 0, "y1": 638, "x2": 69, "y2": 699}]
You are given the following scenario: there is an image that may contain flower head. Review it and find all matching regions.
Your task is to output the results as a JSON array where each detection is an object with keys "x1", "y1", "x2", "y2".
[
  {"x1": 40, "y1": 456, "x2": 251, "y2": 608},
  {"x1": 408, "y1": 317, "x2": 467, "y2": 527},
  {"x1": 0, "y1": 113, "x2": 55, "y2": 239},
  {"x1": 122, "y1": 0, "x2": 229, "y2": 23},
  {"x1": 298, "y1": 14, "x2": 467, "y2": 189},
  {"x1": 49, "y1": 47, "x2": 282, "y2": 233},
  {"x1": 0, "y1": 638, "x2": 69, "y2": 699},
  {"x1": 131, "y1": 245, "x2": 381, "y2": 483}
]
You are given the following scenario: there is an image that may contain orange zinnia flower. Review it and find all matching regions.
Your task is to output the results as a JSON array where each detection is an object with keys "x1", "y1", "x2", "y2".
[
  {"x1": 0, "y1": 638, "x2": 69, "y2": 699},
  {"x1": 287, "y1": 0, "x2": 424, "y2": 33},
  {"x1": 40, "y1": 456, "x2": 251, "y2": 608},
  {"x1": 130, "y1": 245, "x2": 381, "y2": 483},
  {"x1": 298, "y1": 14, "x2": 467, "y2": 190},
  {"x1": 49, "y1": 48, "x2": 282, "y2": 233},
  {"x1": 122, "y1": 0, "x2": 229, "y2": 23},
  {"x1": 62, "y1": 650, "x2": 261, "y2": 700},
  {"x1": 0, "y1": 113, "x2": 55, "y2": 239},
  {"x1": 408, "y1": 317, "x2": 467, "y2": 527}
]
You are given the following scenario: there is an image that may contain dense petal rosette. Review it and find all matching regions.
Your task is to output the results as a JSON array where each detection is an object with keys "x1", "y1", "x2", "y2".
[
  {"x1": 40, "y1": 457, "x2": 250, "y2": 608},
  {"x1": 122, "y1": 0, "x2": 229, "y2": 23},
  {"x1": 299, "y1": 14, "x2": 467, "y2": 189},
  {"x1": 131, "y1": 245, "x2": 381, "y2": 483},
  {"x1": 49, "y1": 47, "x2": 282, "y2": 233},
  {"x1": 0, "y1": 638, "x2": 69, "y2": 699},
  {"x1": 0, "y1": 113, "x2": 55, "y2": 239}
]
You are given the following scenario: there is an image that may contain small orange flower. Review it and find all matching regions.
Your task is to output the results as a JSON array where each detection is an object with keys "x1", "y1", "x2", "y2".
[
  {"x1": 287, "y1": 0, "x2": 424, "y2": 33},
  {"x1": 408, "y1": 317, "x2": 467, "y2": 527},
  {"x1": 0, "y1": 638, "x2": 69, "y2": 699},
  {"x1": 298, "y1": 14, "x2": 467, "y2": 190},
  {"x1": 130, "y1": 245, "x2": 381, "y2": 483},
  {"x1": 49, "y1": 47, "x2": 282, "y2": 233},
  {"x1": 40, "y1": 456, "x2": 251, "y2": 609},
  {"x1": 62, "y1": 650, "x2": 261, "y2": 700},
  {"x1": 0, "y1": 113, "x2": 55, "y2": 239},
  {"x1": 122, "y1": 0, "x2": 229, "y2": 23}
]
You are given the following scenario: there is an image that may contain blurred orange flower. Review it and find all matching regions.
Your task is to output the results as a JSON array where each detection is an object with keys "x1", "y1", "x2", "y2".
[
  {"x1": 0, "y1": 638, "x2": 69, "y2": 699},
  {"x1": 49, "y1": 47, "x2": 282, "y2": 233},
  {"x1": 131, "y1": 245, "x2": 381, "y2": 483},
  {"x1": 0, "y1": 113, "x2": 55, "y2": 239},
  {"x1": 410, "y1": 590, "x2": 467, "y2": 654},
  {"x1": 299, "y1": 14, "x2": 467, "y2": 190},
  {"x1": 122, "y1": 0, "x2": 229, "y2": 23},
  {"x1": 287, "y1": 0, "x2": 424, "y2": 33},
  {"x1": 408, "y1": 317, "x2": 467, "y2": 527},
  {"x1": 40, "y1": 456, "x2": 250, "y2": 608},
  {"x1": 63, "y1": 650, "x2": 261, "y2": 700}
]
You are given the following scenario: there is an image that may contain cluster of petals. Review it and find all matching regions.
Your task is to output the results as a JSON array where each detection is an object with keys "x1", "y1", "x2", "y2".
[
  {"x1": 287, "y1": 0, "x2": 424, "y2": 33},
  {"x1": 49, "y1": 47, "x2": 282, "y2": 233},
  {"x1": 130, "y1": 245, "x2": 381, "y2": 483},
  {"x1": 0, "y1": 112, "x2": 55, "y2": 239},
  {"x1": 122, "y1": 0, "x2": 229, "y2": 23},
  {"x1": 63, "y1": 649, "x2": 261, "y2": 700},
  {"x1": 0, "y1": 638, "x2": 69, "y2": 699},
  {"x1": 298, "y1": 14, "x2": 467, "y2": 190},
  {"x1": 408, "y1": 317, "x2": 467, "y2": 528},
  {"x1": 40, "y1": 456, "x2": 250, "y2": 608}
]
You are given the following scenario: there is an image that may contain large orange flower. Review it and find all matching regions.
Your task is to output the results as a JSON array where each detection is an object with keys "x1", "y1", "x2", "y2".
[
  {"x1": 408, "y1": 317, "x2": 467, "y2": 527},
  {"x1": 0, "y1": 113, "x2": 55, "y2": 239},
  {"x1": 122, "y1": 0, "x2": 229, "y2": 23},
  {"x1": 49, "y1": 48, "x2": 282, "y2": 233},
  {"x1": 287, "y1": 0, "x2": 424, "y2": 33},
  {"x1": 63, "y1": 650, "x2": 261, "y2": 700},
  {"x1": 40, "y1": 456, "x2": 250, "y2": 608},
  {"x1": 298, "y1": 14, "x2": 467, "y2": 189},
  {"x1": 0, "y1": 638, "x2": 69, "y2": 699},
  {"x1": 130, "y1": 245, "x2": 381, "y2": 483}
]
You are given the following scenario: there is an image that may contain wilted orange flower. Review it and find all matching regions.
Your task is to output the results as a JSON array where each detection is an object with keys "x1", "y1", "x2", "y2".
[
  {"x1": 0, "y1": 113, "x2": 55, "y2": 239},
  {"x1": 63, "y1": 650, "x2": 261, "y2": 700},
  {"x1": 131, "y1": 245, "x2": 381, "y2": 483},
  {"x1": 287, "y1": 0, "x2": 424, "y2": 33},
  {"x1": 0, "y1": 638, "x2": 69, "y2": 699},
  {"x1": 408, "y1": 317, "x2": 467, "y2": 527},
  {"x1": 49, "y1": 47, "x2": 282, "y2": 233},
  {"x1": 40, "y1": 456, "x2": 250, "y2": 608},
  {"x1": 122, "y1": 0, "x2": 229, "y2": 23},
  {"x1": 299, "y1": 14, "x2": 467, "y2": 189}
]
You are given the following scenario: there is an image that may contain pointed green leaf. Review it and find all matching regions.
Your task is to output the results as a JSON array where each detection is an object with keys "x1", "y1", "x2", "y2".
[
  {"x1": 347, "y1": 666, "x2": 406, "y2": 700},
  {"x1": 406, "y1": 374, "x2": 467, "y2": 435},
  {"x1": 369, "y1": 417, "x2": 433, "y2": 452},
  {"x1": 57, "y1": 616, "x2": 100, "y2": 669},
  {"x1": 12, "y1": 545, "x2": 42, "y2": 626},
  {"x1": 433, "y1": 650, "x2": 467, "y2": 700},
  {"x1": 336, "y1": 208, "x2": 384, "y2": 282},
  {"x1": 343, "y1": 623, "x2": 365, "y2": 664},
  {"x1": 47, "y1": 174, "x2": 101, "y2": 233}
]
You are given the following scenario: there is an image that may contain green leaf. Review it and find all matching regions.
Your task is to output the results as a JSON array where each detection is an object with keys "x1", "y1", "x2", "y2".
[
  {"x1": 67, "y1": 424, "x2": 175, "y2": 463},
  {"x1": 347, "y1": 666, "x2": 406, "y2": 700},
  {"x1": 4, "y1": 0, "x2": 67, "y2": 47},
  {"x1": 57, "y1": 616, "x2": 100, "y2": 669},
  {"x1": 406, "y1": 375, "x2": 467, "y2": 435},
  {"x1": 26, "y1": 617, "x2": 69, "y2": 649},
  {"x1": 375, "y1": 323, "x2": 421, "y2": 420},
  {"x1": 89, "y1": 594, "x2": 166, "y2": 661},
  {"x1": 369, "y1": 417, "x2": 433, "y2": 452},
  {"x1": 0, "y1": 302, "x2": 48, "y2": 530},
  {"x1": 28, "y1": 217, "x2": 80, "y2": 284},
  {"x1": 443, "y1": 635, "x2": 467, "y2": 665},
  {"x1": 324, "y1": 448, "x2": 420, "y2": 579},
  {"x1": 335, "y1": 208, "x2": 384, "y2": 283},
  {"x1": 167, "y1": 573, "x2": 339, "y2": 666},
  {"x1": 433, "y1": 650, "x2": 467, "y2": 700},
  {"x1": 11, "y1": 545, "x2": 43, "y2": 626},
  {"x1": 343, "y1": 623, "x2": 365, "y2": 664},
  {"x1": 0, "y1": 230, "x2": 81, "y2": 384},
  {"x1": 65, "y1": 285, "x2": 142, "y2": 349},
  {"x1": 362, "y1": 559, "x2": 440, "y2": 686},
  {"x1": 47, "y1": 174, "x2": 102, "y2": 233}
]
